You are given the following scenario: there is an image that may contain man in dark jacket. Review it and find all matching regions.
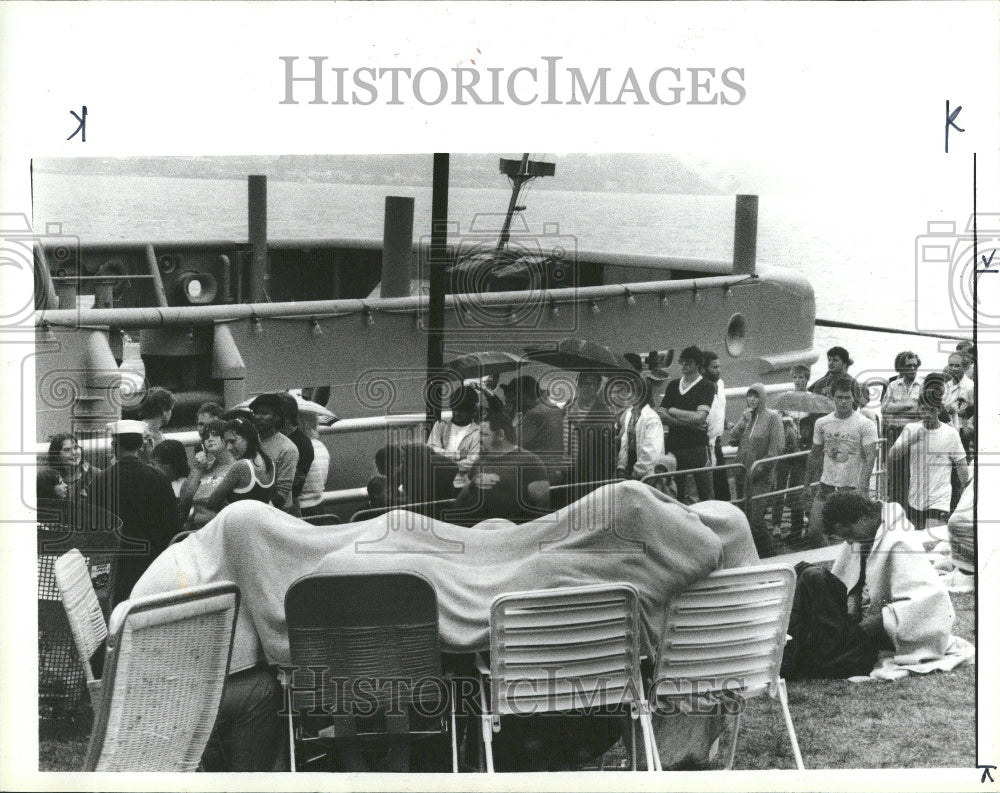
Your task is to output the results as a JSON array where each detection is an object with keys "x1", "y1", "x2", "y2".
[{"x1": 92, "y1": 420, "x2": 180, "y2": 608}]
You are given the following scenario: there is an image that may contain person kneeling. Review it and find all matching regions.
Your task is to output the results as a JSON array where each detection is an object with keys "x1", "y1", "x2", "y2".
[{"x1": 781, "y1": 492, "x2": 953, "y2": 679}]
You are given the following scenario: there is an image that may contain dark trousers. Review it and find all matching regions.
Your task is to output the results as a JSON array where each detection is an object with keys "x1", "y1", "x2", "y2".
[
  {"x1": 201, "y1": 665, "x2": 286, "y2": 772},
  {"x1": 771, "y1": 455, "x2": 806, "y2": 531},
  {"x1": 711, "y1": 437, "x2": 731, "y2": 502},
  {"x1": 670, "y1": 446, "x2": 714, "y2": 504},
  {"x1": 781, "y1": 564, "x2": 885, "y2": 680}
]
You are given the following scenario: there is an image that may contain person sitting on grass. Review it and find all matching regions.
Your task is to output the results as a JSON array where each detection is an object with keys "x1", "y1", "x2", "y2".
[{"x1": 781, "y1": 492, "x2": 955, "y2": 680}]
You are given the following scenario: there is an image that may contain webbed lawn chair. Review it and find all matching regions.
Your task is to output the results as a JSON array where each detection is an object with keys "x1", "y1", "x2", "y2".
[
  {"x1": 284, "y1": 572, "x2": 458, "y2": 772},
  {"x1": 83, "y1": 582, "x2": 239, "y2": 771},
  {"x1": 54, "y1": 549, "x2": 109, "y2": 709},
  {"x1": 476, "y1": 583, "x2": 656, "y2": 772},
  {"x1": 650, "y1": 562, "x2": 803, "y2": 770}
]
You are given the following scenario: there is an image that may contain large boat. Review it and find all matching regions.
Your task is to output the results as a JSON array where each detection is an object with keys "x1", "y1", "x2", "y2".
[{"x1": 33, "y1": 156, "x2": 818, "y2": 515}]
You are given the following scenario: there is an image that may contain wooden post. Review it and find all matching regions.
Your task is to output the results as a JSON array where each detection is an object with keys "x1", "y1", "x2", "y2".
[
  {"x1": 381, "y1": 196, "x2": 415, "y2": 298},
  {"x1": 733, "y1": 194, "x2": 758, "y2": 276},
  {"x1": 425, "y1": 154, "x2": 450, "y2": 426},
  {"x1": 248, "y1": 175, "x2": 268, "y2": 302}
]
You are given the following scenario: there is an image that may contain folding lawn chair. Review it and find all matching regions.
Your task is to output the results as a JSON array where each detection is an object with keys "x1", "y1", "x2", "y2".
[
  {"x1": 54, "y1": 549, "x2": 109, "y2": 709},
  {"x1": 476, "y1": 583, "x2": 656, "y2": 772},
  {"x1": 650, "y1": 562, "x2": 803, "y2": 770},
  {"x1": 83, "y1": 582, "x2": 239, "y2": 771},
  {"x1": 283, "y1": 572, "x2": 458, "y2": 772}
]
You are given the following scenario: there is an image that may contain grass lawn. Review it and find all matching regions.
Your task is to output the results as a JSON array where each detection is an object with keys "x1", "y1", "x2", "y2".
[
  {"x1": 732, "y1": 589, "x2": 976, "y2": 770},
  {"x1": 37, "y1": 592, "x2": 976, "y2": 773}
]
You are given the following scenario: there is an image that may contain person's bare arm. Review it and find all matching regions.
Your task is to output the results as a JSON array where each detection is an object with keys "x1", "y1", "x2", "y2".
[
  {"x1": 858, "y1": 442, "x2": 877, "y2": 493},
  {"x1": 176, "y1": 465, "x2": 203, "y2": 520},
  {"x1": 668, "y1": 405, "x2": 710, "y2": 427},
  {"x1": 806, "y1": 441, "x2": 824, "y2": 494},
  {"x1": 205, "y1": 461, "x2": 251, "y2": 512}
]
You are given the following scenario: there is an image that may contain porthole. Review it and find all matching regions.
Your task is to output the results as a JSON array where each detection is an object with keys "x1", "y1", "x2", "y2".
[{"x1": 726, "y1": 313, "x2": 747, "y2": 357}]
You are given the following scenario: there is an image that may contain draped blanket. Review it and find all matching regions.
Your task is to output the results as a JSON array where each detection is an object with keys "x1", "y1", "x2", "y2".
[
  {"x1": 133, "y1": 481, "x2": 753, "y2": 672},
  {"x1": 831, "y1": 501, "x2": 957, "y2": 666}
]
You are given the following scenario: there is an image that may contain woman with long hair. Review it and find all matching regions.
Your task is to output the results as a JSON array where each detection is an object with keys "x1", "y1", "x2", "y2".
[
  {"x1": 202, "y1": 416, "x2": 277, "y2": 511},
  {"x1": 150, "y1": 439, "x2": 190, "y2": 497},
  {"x1": 178, "y1": 418, "x2": 236, "y2": 529},
  {"x1": 37, "y1": 467, "x2": 69, "y2": 501},
  {"x1": 47, "y1": 432, "x2": 102, "y2": 501}
]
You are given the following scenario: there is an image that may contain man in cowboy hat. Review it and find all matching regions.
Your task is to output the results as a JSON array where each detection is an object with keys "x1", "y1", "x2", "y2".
[
  {"x1": 92, "y1": 419, "x2": 180, "y2": 607},
  {"x1": 808, "y1": 346, "x2": 867, "y2": 408}
]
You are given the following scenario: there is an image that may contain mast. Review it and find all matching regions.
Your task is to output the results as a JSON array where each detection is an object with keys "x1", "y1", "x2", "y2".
[{"x1": 496, "y1": 154, "x2": 555, "y2": 254}]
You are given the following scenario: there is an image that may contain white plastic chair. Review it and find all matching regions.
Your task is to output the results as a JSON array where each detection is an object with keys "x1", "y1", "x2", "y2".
[
  {"x1": 83, "y1": 582, "x2": 239, "y2": 772},
  {"x1": 53, "y1": 549, "x2": 109, "y2": 709},
  {"x1": 477, "y1": 583, "x2": 656, "y2": 772},
  {"x1": 650, "y1": 562, "x2": 803, "y2": 770}
]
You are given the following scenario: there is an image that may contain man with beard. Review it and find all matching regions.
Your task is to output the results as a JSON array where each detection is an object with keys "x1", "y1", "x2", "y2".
[{"x1": 702, "y1": 350, "x2": 730, "y2": 501}]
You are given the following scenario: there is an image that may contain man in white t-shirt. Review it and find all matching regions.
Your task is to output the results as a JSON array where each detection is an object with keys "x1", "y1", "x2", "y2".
[
  {"x1": 805, "y1": 376, "x2": 879, "y2": 548},
  {"x1": 888, "y1": 382, "x2": 969, "y2": 532}
]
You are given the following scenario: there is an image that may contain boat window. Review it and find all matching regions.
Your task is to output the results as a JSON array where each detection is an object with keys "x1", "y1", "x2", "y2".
[{"x1": 726, "y1": 313, "x2": 746, "y2": 357}]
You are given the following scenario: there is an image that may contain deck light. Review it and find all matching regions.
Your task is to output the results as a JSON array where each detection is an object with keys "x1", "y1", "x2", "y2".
[
  {"x1": 311, "y1": 318, "x2": 324, "y2": 337},
  {"x1": 252, "y1": 318, "x2": 264, "y2": 338},
  {"x1": 365, "y1": 310, "x2": 375, "y2": 327},
  {"x1": 550, "y1": 300, "x2": 560, "y2": 317},
  {"x1": 590, "y1": 300, "x2": 600, "y2": 315},
  {"x1": 625, "y1": 290, "x2": 637, "y2": 307},
  {"x1": 660, "y1": 294, "x2": 668, "y2": 308}
]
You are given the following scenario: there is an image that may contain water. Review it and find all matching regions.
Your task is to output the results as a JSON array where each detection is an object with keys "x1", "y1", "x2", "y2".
[{"x1": 32, "y1": 171, "x2": 967, "y2": 384}]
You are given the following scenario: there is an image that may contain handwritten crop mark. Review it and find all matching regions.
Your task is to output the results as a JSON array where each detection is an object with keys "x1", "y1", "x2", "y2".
[
  {"x1": 67, "y1": 106, "x2": 87, "y2": 142},
  {"x1": 945, "y1": 100, "x2": 964, "y2": 154}
]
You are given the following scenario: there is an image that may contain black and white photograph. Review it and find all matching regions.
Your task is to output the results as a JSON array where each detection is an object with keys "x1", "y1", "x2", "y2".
[{"x1": 1, "y1": 2, "x2": 998, "y2": 790}]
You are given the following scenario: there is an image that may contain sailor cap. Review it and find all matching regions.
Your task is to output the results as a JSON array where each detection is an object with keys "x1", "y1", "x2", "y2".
[{"x1": 108, "y1": 419, "x2": 148, "y2": 436}]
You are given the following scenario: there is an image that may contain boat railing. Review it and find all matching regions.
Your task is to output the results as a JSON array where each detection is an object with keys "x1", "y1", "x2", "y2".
[
  {"x1": 640, "y1": 464, "x2": 749, "y2": 510},
  {"x1": 744, "y1": 437, "x2": 888, "y2": 522}
]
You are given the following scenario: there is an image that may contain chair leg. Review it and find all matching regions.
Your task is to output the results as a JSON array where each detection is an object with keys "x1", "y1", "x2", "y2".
[
  {"x1": 629, "y1": 716, "x2": 638, "y2": 771},
  {"x1": 286, "y1": 687, "x2": 297, "y2": 773},
  {"x1": 477, "y1": 680, "x2": 495, "y2": 773},
  {"x1": 776, "y1": 678, "x2": 805, "y2": 770},
  {"x1": 449, "y1": 680, "x2": 458, "y2": 773},
  {"x1": 725, "y1": 710, "x2": 742, "y2": 770},
  {"x1": 640, "y1": 710, "x2": 659, "y2": 772},
  {"x1": 635, "y1": 676, "x2": 658, "y2": 771}
]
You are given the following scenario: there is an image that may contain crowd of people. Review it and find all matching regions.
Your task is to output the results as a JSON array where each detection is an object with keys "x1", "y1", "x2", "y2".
[
  {"x1": 37, "y1": 340, "x2": 978, "y2": 581},
  {"x1": 36, "y1": 338, "x2": 978, "y2": 772},
  {"x1": 37, "y1": 388, "x2": 334, "y2": 606}
]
